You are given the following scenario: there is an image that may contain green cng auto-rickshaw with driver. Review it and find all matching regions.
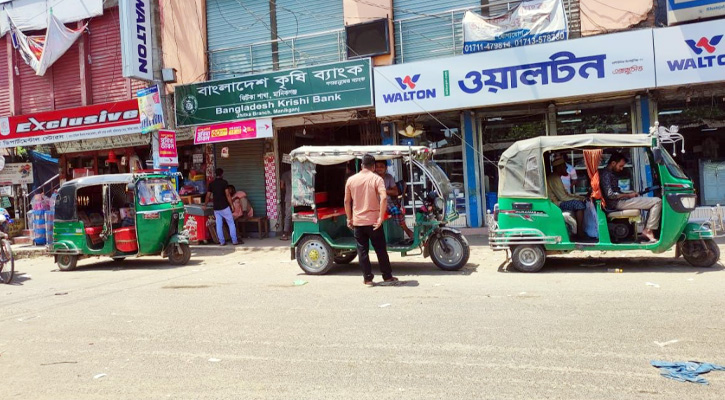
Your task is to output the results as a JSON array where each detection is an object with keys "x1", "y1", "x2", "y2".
[
  {"x1": 289, "y1": 145, "x2": 470, "y2": 274},
  {"x1": 49, "y1": 172, "x2": 191, "y2": 270},
  {"x1": 489, "y1": 124, "x2": 719, "y2": 272}
]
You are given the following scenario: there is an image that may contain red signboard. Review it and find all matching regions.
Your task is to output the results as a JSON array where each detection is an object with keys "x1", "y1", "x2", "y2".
[
  {"x1": 0, "y1": 99, "x2": 142, "y2": 148},
  {"x1": 158, "y1": 129, "x2": 178, "y2": 166},
  {"x1": 193, "y1": 118, "x2": 273, "y2": 145}
]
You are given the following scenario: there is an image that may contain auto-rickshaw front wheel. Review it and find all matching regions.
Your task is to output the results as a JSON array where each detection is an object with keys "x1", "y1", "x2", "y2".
[
  {"x1": 168, "y1": 243, "x2": 191, "y2": 265},
  {"x1": 681, "y1": 239, "x2": 720, "y2": 268},
  {"x1": 429, "y1": 231, "x2": 470, "y2": 271},
  {"x1": 510, "y1": 245, "x2": 546, "y2": 273},
  {"x1": 57, "y1": 254, "x2": 78, "y2": 271},
  {"x1": 296, "y1": 236, "x2": 334, "y2": 275}
]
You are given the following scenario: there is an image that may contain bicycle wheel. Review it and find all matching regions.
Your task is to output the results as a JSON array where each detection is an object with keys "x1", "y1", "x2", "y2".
[{"x1": 0, "y1": 240, "x2": 14, "y2": 284}]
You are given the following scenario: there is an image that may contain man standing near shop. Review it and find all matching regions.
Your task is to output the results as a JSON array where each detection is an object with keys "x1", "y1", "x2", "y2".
[
  {"x1": 345, "y1": 154, "x2": 398, "y2": 286},
  {"x1": 205, "y1": 168, "x2": 240, "y2": 246}
]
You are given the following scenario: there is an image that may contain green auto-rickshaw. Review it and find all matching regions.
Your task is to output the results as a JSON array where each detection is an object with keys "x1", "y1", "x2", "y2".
[
  {"x1": 289, "y1": 145, "x2": 470, "y2": 274},
  {"x1": 489, "y1": 124, "x2": 719, "y2": 272},
  {"x1": 49, "y1": 172, "x2": 190, "y2": 270}
]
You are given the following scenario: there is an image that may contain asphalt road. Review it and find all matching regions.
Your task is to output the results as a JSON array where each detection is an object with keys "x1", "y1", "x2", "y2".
[{"x1": 2, "y1": 239, "x2": 725, "y2": 399}]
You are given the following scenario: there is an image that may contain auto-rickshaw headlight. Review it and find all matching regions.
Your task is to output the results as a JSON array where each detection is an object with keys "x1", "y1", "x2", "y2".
[
  {"x1": 434, "y1": 197, "x2": 445, "y2": 212},
  {"x1": 681, "y1": 196, "x2": 696, "y2": 210}
]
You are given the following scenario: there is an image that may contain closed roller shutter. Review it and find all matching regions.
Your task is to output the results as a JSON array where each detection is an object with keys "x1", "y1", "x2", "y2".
[
  {"x1": 19, "y1": 52, "x2": 53, "y2": 114},
  {"x1": 207, "y1": 0, "x2": 273, "y2": 79},
  {"x1": 90, "y1": 7, "x2": 128, "y2": 104},
  {"x1": 52, "y1": 42, "x2": 82, "y2": 110},
  {"x1": 393, "y1": 0, "x2": 480, "y2": 63},
  {"x1": 215, "y1": 140, "x2": 267, "y2": 218},
  {"x1": 275, "y1": 0, "x2": 344, "y2": 69},
  {"x1": 0, "y1": 39, "x2": 10, "y2": 116}
]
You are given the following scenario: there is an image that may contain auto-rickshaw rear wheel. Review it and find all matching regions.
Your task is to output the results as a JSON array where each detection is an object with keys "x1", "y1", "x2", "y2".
[
  {"x1": 168, "y1": 243, "x2": 191, "y2": 265},
  {"x1": 681, "y1": 239, "x2": 720, "y2": 268},
  {"x1": 429, "y1": 231, "x2": 469, "y2": 271},
  {"x1": 511, "y1": 245, "x2": 546, "y2": 273},
  {"x1": 296, "y1": 235, "x2": 334, "y2": 275},
  {"x1": 57, "y1": 254, "x2": 78, "y2": 271},
  {"x1": 334, "y1": 251, "x2": 357, "y2": 264}
]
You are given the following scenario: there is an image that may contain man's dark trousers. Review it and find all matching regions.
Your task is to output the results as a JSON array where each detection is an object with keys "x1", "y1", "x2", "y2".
[{"x1": 353, "y1": 225, "x2": 393, "y2": 282}]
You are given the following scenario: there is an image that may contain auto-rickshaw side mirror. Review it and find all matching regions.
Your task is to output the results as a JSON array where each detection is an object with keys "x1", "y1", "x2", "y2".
[{"x1": 652, "y1": 147, "x2": 664, "y2": 164}]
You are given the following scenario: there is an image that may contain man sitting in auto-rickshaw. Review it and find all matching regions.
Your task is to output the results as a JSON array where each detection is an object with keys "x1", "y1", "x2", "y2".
[
  {"x1": 547, "y1": 157, "x2": 590, "y2": 241},
  {"x1": 601, "y1": 152, "x2": 662, "y2": 243},
  {"x1": 374, "y1": 160, "x2": 414, "y2": 243}
]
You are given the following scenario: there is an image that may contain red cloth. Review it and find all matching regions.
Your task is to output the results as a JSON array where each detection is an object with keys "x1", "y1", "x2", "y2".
[{"x1": 583, "y1": 149, "x2": 605, "y2": 207}]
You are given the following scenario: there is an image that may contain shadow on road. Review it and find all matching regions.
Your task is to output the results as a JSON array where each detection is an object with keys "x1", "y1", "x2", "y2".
[
  {"x1": 300, "y1": 261, "x2": 479, "y2": 278},
  {"x1": 6, "y1": 271, "x2": 32, "y2": 285},
  {"x1": 500, "y1": 257, "x2": 724, "y2": 274},
  {"x1": 53, "y1": 258, "x2": 204, "y2": 273}
]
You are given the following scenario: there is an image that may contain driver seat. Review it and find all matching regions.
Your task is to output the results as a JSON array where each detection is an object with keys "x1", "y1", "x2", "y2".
[{"x1": 606, "y1": 209, "x2": 640, "y2": 220}]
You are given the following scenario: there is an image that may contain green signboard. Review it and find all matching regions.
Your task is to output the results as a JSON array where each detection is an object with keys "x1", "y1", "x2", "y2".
[{"x1": 175, "y1": 59, "x2": 373, "y2": 126}]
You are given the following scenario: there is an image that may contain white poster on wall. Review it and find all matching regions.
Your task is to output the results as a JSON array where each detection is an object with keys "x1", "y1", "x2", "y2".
[
  {"x1": 462, "y1": 0, "x2": 568, "y2": 54},
  {"x1": 667, "y1": 0, "x2": 725, "y2": 25},
  {"x1": 653, "y1": 19, "x2": 725, "y2": 88},
  {"x1": 119, "y1": 0, "x2": 154, "y2": 81},
  {"x1": 0, "y1": 163, "x2": 33, "y2": 185},
  {"x1": 0, "y1": 0, "x2": 103, "y2": 35},
  {"x1": 374, "y1": 29, "x2": 656, "y2": 117}
]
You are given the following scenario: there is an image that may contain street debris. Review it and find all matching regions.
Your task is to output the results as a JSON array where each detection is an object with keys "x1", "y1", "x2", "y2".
[
  {"x1": 293, "y1": 280, "x2": 308, "y2": 286},
  {"x1": 607, "y1": 268, "x2": 623, "y2": 273},
  {"x1": 687, "y1": 278, "x2": 694, "y2": 282},
  {"x1": 582, "y1": 262, "x2": 606, "y2": 267},
  {"x1": 208, "y1": 358, "x2": 221, "y2": 363},
  {"x1": 379, "y1": 303, "x2": 391, "y2": 308},
  {"x1": 433, "y1": 283, "x2": 442, "y2": 287},
  {"x1": 238, "y1": 262, "x2": 245, "y2": 265},
  {"x1": 651, "y1": 360, "x2": 725, "y2": 385},
  {"x1": 41, "y1": 361, "x2": 78, "y2": 366},
  {"x1": 646, "y1": 282, "x2": 660, "y2": 288},
  {"x1": 55, "y1": 292, "x2": 68, "y2": 296},
  {"x1": 654, "y1": 339, "x2": 679, "y2": 347},
  {"x1": 93, "y1": 373, "x2": 107, "y2": 379},
  {"x1": 17, "y1": 315, "x2": 39, "y2": 322}
]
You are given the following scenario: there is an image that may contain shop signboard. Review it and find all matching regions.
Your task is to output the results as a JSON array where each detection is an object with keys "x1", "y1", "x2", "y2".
[
  {"x1": 158, "y1": 130, "x2": 178, "y2": 166},
  {"x1": 462, "y1": 0, "x2": 568, "y2": 54},
  {"x1": 653, "y1": 19, "x2": 725, "y2": 88},
  {"x1": 666, "y1": 0, "x2": 725, "y2": 25},
  {"x1": 55, "y1": 133, "x2": 151, "y2": 154},
  {"x1": 119, "y1": 0, "x2": 153, "y2": 81},
  {"x1": 194, "y1": 118, "x2": 273, "y2": 145},
  {"x1": 175, "y1": 59, "x2": 373, "y2": 126},
  {"x1": 0, "y1": 100, "x2": 141, "y2": 148},
  {"x1": 374, "y1": 29, "x2": 656, "y2": 117},
  {"x1": 0, "y1": 163, "x2": 33, "y2": 185}
]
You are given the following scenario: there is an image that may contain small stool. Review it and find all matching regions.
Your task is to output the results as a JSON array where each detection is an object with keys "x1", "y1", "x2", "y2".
[{"x1": 236, "y1": 216, "x2": 269, "y2": 239}]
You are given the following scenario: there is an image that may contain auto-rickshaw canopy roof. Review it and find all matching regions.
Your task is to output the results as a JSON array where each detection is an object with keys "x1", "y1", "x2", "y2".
[
  {"x1": 60, "y1": 173, "x2": 169, "y2": 189},
  {"x1": 498, "y1": 134, "x2": 654, "y2": 199},
  {"x1": 289, "y1": 145, "x2": 428, "y2": 165}
]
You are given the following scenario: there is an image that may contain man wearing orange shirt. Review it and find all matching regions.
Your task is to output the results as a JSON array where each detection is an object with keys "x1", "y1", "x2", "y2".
[{"x1": 345, "y1": 154, "x2": 398, "y2": 286}]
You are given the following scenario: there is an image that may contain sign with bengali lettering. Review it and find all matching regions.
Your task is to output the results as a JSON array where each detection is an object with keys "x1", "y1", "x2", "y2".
[
  {"x1": 374, "y1": 29, "x2": 656, "y2": 117},
  {"x1": 194, "y1": 119, "x2": 273, "y2": 145},
  {"x1": 157, "y1": 130, "x2": 178, "y2": 166},
  {"x1": 666, "y1": 0, "x2": 725, "y2": 25},
  {"x1": 174, "y1": 59, "x2": 373, "y2": 126}
]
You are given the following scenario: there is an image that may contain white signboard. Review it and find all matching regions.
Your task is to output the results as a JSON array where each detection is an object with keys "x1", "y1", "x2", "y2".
[
  {"x1": 374, "y1": 29, "x2": 656, "y2": 117},
  {"x1": 119, "y1": 0, "x2": 153, "y2": 81},
  {"x1": 462, "y1": 0, "x2": 568, "y2": 54},
  {"x1": 0, "y1": 163, "x2": 33, "y2": 185},
  {"x1": 654, "y1": 19, "x2": 725, "y2": 88},
  {"x1": 667, "y1": 0, "x2": 725, "y2": 25}
]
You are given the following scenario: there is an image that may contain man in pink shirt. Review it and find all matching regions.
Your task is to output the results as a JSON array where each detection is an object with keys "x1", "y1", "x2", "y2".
[{"x1": 345, "y1": 154, "x2": 398, "y2": 286}]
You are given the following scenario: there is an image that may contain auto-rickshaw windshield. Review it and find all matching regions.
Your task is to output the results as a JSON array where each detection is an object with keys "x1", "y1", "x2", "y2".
[
  {"x1": 137, "y1": 178, "x2": 181, "y2": 205},
  {"x1": 419, "y1": 160, "x2": 454, "y2": 199},
  {"x1": 661, "y1": 150, "x2": 688, "y2": 180}
]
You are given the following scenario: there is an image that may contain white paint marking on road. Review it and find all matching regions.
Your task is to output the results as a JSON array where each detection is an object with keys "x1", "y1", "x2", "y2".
[{"x1": 654, "y1": 339, "x2": 679, "y2": 347}]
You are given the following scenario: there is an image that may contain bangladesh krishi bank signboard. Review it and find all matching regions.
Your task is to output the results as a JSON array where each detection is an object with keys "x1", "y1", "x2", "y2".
[
  {"x1": 374, "y1": 29, "x2": 656, "y2": 117},
  {"x1": 174, "y1": 59, "x2": 373, "y2": 126}
]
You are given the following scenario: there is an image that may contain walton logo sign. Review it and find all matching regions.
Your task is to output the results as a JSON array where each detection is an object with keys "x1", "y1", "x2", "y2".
[
  {"x1": 667, "y1": 35, "x2": 725, "y2": 71},
  {"x1": 382, "y1": 74, "x2": 436, "y2": 103}
]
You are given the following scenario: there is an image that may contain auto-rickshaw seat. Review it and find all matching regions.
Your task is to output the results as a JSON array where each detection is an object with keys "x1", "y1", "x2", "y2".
[{"x1": 606, "y1": 209, "x2": 640, "y2": 219}]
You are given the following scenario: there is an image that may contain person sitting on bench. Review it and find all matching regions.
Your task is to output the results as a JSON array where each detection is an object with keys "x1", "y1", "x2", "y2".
[{"x1": 600, "y1": 152, "x2": 662, "y2": 243}]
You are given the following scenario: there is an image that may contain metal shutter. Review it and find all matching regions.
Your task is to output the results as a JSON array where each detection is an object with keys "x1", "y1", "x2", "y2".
[
  {"x1": 52, "y1": 41, "x2": 82, "y2": 110},
  {"x1": 89, "y1": 7, "x2": 127, "y2": 104},
  {"x1": 275, "y1": 0, "x2": 344, "y2": 69},
  {"x1": 215, "y1": 140, "x2": 267, "y2": 218},
  {"x1": 19, "y1": 55, "x2": 53, "y2": 114},
  {"x1": 207, "y1": 0, "x2": 273, "y2": 79},
  {"x1": 0, "y1": 40, "x2": 10, "y2": 116},
  {"x1": 393, "y1": 0, "x2": 480, "y2": 63}
]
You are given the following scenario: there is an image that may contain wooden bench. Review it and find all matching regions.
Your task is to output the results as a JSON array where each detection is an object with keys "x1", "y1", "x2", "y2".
[{"x1": 236, "y1": 216, "x2": 269, "y2": 239}]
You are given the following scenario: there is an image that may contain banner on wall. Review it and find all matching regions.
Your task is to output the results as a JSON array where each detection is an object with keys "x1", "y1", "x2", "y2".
[
  {"x1": 462, "y1": 0, "x2": 568, "y2": 54},
  {"x1": 137, "y1": 85, "x2": 166, "y2": 133},
  {"x1": 0, "y1": 163, "x2": 33, "y2": 185},
  {"x1": 9, "y1": 11, "x2": 87, "y2": 76},
  {"x1": 119, "y1": 0, "x2": 153, "y2": 81},
  {"x1": 654, "y1": 18, "x2": 725, "y2": 87},
  {"x1": 157, "y1": 130, "x2": 178, "y2": 167},
  {"x1": 666, "y1": 0, "x2": 725, "y2": 25},
  {"x1": 0, "y1": 0, "x2": 103, "y2": 36},
  {"x1": 0, "y1": 100, "x2": 141, "y2": 147},
  {"x1": 194, "y1": 118, "x2": 273, "y2": 145},
  {"x1": 374, "y1": 29, "x2": 656, "y2": 117},
  {"x1": 175, "y1": 59, "x2": 373, "y2": 126}
]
